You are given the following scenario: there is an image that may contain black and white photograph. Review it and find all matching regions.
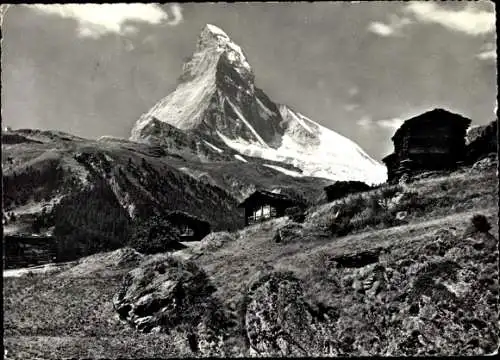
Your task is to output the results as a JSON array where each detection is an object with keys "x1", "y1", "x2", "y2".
[{"x1": 1, "y1": 1, "x2": 498, "y2": 357}]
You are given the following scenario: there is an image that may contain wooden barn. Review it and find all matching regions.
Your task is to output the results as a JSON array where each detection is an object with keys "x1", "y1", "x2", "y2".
[
  {"x1": 238, "y1": 190, "x2": 306, "y2": 226},
  {"x1": 382, "y1": 108, "x2": 471, "y2": 183},
  {"x1": 164, "y1": 210, "x2": 211, "y2": 242},
  {"x1": 3, "y1": 234, "x2": 57, "y2": 269},
  {"x1": 324, "y1": 181, "x2": 371, "y2": 202}
]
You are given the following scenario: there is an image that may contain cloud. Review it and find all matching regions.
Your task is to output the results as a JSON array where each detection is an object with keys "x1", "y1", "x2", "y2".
[
  {"x1": 357, "y1": 115, "x2": 373, "y2": 128},
  {"x1": 476, "y1": 42, "x2": 496, "y2": 61},
  {"x1": 477, "y1": 49, "x2": 496, "y2": 61},
  {"x1": 28, "y1": 3, "x2": 183, "y2": 38},
  {"x1": 378, "y1": 118, "x2": 404, "y2": 130},
  {"x1": 344, "y1": 103, "x2": 360, "y2": 112},
  {"x1": 368, "y1": 22, "x2": 395, "y2": 37},
  {"x1": 348, "y1": 87, "x2": 359, "y2": 97},
  {"x1": 167, "y1": 4, "x2": 183, "y2": 26},
  {"x1": 404, "y1": 2, "x2": 495, "y2": 36},
  {"x1": 357, "y1": 115, "x2": 404, "y2": 130},
  {"x1": 367, "y1": 14, "x2": 412, "y2": 37}
]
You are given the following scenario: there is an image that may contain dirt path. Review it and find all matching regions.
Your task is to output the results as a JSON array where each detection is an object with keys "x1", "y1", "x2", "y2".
[{"x1": 3, "y1": 261, "x2": 74, "y2": 278}]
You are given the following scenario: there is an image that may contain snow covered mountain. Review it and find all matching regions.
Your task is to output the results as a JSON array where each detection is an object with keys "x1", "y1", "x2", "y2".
[{"x1": 131, "y1": 24, "x2": 387, "y2": 185}]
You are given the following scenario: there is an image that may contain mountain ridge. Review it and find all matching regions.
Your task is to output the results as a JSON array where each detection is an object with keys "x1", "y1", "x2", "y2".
[{"x1": 130, "y1": 24, "x2": 387, "y2": 185}]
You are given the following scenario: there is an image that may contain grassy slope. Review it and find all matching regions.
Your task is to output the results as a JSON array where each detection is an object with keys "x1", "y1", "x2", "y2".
[
  {"x1": 2, "y1": 130, "x2": 329, "y2": 233},
  {"x1": 3, "y1": 166, "x2": 498, "y2": 358}
]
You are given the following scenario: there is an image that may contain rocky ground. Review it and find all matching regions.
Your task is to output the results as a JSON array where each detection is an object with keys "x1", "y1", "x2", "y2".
[{"x1": 3, "y1": 165, "x2": 499, "y2": 358}]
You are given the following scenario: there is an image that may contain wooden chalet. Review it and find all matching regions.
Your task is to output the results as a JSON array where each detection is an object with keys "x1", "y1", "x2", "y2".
[
  {"x1": 164, "y1": 210, "x2": 211, "y2": 242},
  {"x1": 382, "y1": 108, "x2": 471, "y2": 183},
  {"x1": 324, "y1": 181, "x2": 371, "y2": 202},
  {"x1": 238, "y1": 190, "x2": 306, "y2": 226},
  {"x1": 3, "y1": 234, "x2": 57, "y2": 269}
]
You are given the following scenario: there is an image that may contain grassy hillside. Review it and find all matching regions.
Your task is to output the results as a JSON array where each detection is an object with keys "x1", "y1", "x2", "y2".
[
  {"x1": 3, "y1": 163, "x2": 498, "y2": 357},
  {"x1": 2, "y1": 129, "x2": 330, "y2": 262}
]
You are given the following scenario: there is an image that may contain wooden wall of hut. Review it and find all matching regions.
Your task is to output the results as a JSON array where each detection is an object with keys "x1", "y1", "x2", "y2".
[{"x1": 3, "y1": 235, "x2": 57, "y2": 269}]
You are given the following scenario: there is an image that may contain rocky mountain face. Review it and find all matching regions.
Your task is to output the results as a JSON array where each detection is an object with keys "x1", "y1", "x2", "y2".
[{"x1": 131, "y1": 24, "x2": 386, "y2": 186}]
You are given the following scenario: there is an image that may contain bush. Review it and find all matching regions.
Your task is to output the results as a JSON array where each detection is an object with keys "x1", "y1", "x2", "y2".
[
  {"x1": 470, "y1": 214, "x2": 492, "y2": 233},
  {"x1": 396, "y1": 191, "x2": 427, "y2": 213},
  {"x1": 127, "y1": 216, "x2": 183, "y2": 254},
  {"x1": 344, "y1": 195, "x2": 366, "y2": 217},
  {"x1": 329, "y1": 215, "x2": 353, "y2": 237},
  {"x1": 284, "y1": 206, "x2": 305, "y2": 223}
]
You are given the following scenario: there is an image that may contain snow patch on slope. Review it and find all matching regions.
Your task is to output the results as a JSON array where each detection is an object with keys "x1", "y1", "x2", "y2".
[
  {"x1": 225, "y1": 97, "x2": 268, "y2": 146},
  {"x1": 234, "y1": 154, "x2": 248, "y2": 163},
  {"x1": 256, "y1": 97, "x2": 275, "y2": 117},
  {"x1": 203, "y1": 140, "x2": 224, "y2": 153},
  {"x1": 206, "y1": 24, "x2": 229, "y2": 38},
  {"x1": 287, "y1": 107, "x2": 314, "y2": 134},
  {"x1": 130, "y1": 54, "x2": 219, "y2": 139},
  {"x1": 217, "y1": 110, "x2": 387, "y2": 185},
  {"x1": 263, "y1": 164, "x2": 304, "y2": 177}
]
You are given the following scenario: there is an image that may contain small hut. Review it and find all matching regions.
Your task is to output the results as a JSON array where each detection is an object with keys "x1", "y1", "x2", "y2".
[
  {"x1": 164, "y1": 211, "x2": 211, "y2": 242},
  {"x1": 382, "y1": 108, "x2": 471, "y2": 183},
  {"x1": 3, "y1": 234, "x2": 57, "y2": 269},
  {"x1": 324, "y1": 181, "x2": 371, "y2": 202},
  {"x1": 238, "y1": 190, "x2": 306, "y2": 226}
]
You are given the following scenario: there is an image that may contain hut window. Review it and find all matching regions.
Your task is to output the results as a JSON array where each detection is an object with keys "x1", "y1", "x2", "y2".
[
  {"x1": 262, "y1": 205, "x2": 271, "y2": 218},
  {"x1": 250, "y1": 204, "x2": 274, "y2": 223},
  {"x1": 180, "y1": 225, "x2": 194, "y2": 237}
]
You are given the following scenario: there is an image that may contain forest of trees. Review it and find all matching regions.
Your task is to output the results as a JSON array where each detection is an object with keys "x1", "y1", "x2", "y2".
[
  {"x1": 50, "y1": 178, "x2": 132, "y2": 261},
  {"x1": 2, "y1": 160, "x2": 75, "y2": 209}
]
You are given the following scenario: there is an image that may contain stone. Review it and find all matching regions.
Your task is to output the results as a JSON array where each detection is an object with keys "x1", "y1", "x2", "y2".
[
  {"x1": 273, "y1": 223, "x2": 304, "y2": 244},
  {"x1": 472, "y1": 156, "x2": 497, "y2": 171},
  {"x1": 113, "y1": 255, "x2": 231, "y2": 354},
  {"x1": 396, "y1": 211, "x2": 408, "y2": 221},
  {"x1": 330, "y1": 249, "x2": 381, "y2": 269},
  {"x1": 244, "y1": 271, "x2": 338, "y2": 356}
]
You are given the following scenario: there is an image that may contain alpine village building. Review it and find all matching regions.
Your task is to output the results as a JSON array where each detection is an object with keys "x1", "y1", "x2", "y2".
[
  {"x1": 382, "y1": 108, "x2": 471, "y2": 183},
  {"x1": 238, "y1": 190, "x2": 306, "y2": 226}
]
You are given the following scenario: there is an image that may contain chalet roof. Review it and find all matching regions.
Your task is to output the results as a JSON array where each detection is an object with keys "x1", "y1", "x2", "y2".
[
  {"x1": 165, "y1": 210, "x2": 210, "y2": 227},
  {"x1": 392, "y1": 108, "x2": 472, "y2": 142},
  {"x1": 381, "y1": 153, "x2": 397, "y2": 163},
  {"x1": 323, "y1": 180, "x2": 371, "y2": 191},
  {"x1": 237, "y1": 190, "x2": 303, "y2": 208}
]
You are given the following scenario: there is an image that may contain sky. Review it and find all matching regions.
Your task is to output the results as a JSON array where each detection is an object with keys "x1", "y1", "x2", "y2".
[{"x1": 1, "y1": 2, "x2": 497, "y2": 160}]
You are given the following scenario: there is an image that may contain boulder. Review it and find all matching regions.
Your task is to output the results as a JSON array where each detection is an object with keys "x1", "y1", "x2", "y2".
[
  {"x1": 329, "y1": 248, "x2": 382, "y2": 269},
  {"x1": 471, "y1": 155, "x2": 497, "y2": 171},
  {"x1": 273, "y1": 223, "x2": 304, "y2": 244},
  {"x1": 199, "y1": 231, "x2": 236, "y2": 251},
  {"x1": 113, "y1": 255, "x2": 231, "y2": 354},
  {"x1": 244, "y1": 271, "x2": 338, "y2": 356}
]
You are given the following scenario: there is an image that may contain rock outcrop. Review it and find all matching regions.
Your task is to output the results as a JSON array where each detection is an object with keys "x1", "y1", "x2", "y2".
[
  {"x1": 466, "y1": 119, "x2": 497, "y2": 164},
  {"x1": 113, "y1": 255, "x2": 233, "y2": 355},
  {"x1": 244, "y1": 271, "x2": 338, "y2": 356}
]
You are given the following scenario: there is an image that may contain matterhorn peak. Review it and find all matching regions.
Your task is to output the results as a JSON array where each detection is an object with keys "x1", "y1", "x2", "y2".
[
  {"x1": 194, "y1": 24, "x2": 252, "y2": 73},
  {"x1": 202, "y1": 24, "x2": 230, "y2": 39},
  {"x1": 129, "y1": 24, "x2": 386, "y2": 185}
]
